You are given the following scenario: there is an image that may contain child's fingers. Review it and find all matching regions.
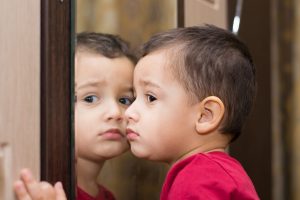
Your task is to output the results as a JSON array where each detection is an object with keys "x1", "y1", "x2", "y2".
[
  {"x1": 17, "y1": 169, "x2": 67, "y2": 200},
  {"x1": 20, "y1": 169, "x2": 57, "y2": 200},
  {"x1": 13, "y1": 180, "x2": 32, "y2": 200},
  {"x1": 39, "y1": 181, "x2": 56, "y2": 199},
  {"x1": 19, "y1": 169, "x2": 41, "y2": 197},
  {"x1": 19, "y1": 168, "x2": 38, "y2": 187},
  {"x1": 54, "y1": 182, "x2": 67, "y2": 200}
]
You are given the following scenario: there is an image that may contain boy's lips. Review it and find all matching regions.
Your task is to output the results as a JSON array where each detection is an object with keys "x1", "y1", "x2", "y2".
[
  {"x1": 99, "y1": 128, "x2": 124, "y2": 140},
  {"x1": 126, "y1": 128, "x2": 139, "y2": 141}
]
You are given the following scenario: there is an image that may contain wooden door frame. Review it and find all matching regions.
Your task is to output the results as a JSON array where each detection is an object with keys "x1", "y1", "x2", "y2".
[{"x1": 41, "y1": 0, "x2": 75, "y2": 199}]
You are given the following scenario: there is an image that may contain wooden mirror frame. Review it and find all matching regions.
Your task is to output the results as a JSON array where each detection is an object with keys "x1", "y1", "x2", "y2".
[{"x1": 41, "y1": 0, "x2": 75, "y2": 199}]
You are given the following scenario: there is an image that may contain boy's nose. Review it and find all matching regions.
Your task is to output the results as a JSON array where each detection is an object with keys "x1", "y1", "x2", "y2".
[{"x1": 124, "y1": 102, "x2": 138, "y2": 122}]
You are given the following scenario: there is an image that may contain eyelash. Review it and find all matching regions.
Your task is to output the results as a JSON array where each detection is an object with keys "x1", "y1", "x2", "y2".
[
  {"x1": 76, "y1": 95, "x2": 134, "y2": 105},
  {"x1": 84, "y1": 95, "x2": 99, "y2": 103},
  {"x1": 145, "y1": 94, "x2": 157, "y2": 103},
  {"x1": 119, "y1": 97, "x2": 134, "y2": 106}
]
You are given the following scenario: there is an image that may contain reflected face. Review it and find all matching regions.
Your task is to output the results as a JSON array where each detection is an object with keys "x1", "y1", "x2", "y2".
[
  {"x1": 75, "y1": 52, "x2": 134, "y2": 162},
  {"x1": 125, "y1": 51, "x2": 198, "y2": 163}
]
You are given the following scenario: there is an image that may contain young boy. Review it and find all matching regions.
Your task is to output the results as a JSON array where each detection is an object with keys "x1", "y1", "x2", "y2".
[
  {"x1": 15, "y1": 25, "x2": 259, "y2": 200},
  {"x1": 125, "y1": 25, "x2": 260, "y2": 199},
  {"x1": 14, "y1": 32, "x2": 136, "y2": 200}
]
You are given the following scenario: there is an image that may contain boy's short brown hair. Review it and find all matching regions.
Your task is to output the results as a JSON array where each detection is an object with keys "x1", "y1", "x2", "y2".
[
  {"x1": 140, "y1": 25, "x2": 256, "y2": 141},
  {"x1": 76, "y1": 32, "x2": 137, "y2": 64}
]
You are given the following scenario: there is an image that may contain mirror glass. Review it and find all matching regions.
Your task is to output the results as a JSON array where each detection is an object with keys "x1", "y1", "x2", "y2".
[{"x1": 76, "y1": 1, "x2": 177, "y2": 200}]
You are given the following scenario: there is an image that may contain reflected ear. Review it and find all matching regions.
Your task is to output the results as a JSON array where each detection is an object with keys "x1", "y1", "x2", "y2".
[{"x1": 195, "y1": 96, "x2": 225, "y2": 134}]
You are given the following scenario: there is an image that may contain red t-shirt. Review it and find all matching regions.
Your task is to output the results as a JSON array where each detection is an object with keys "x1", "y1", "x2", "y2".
[
  {"x1": 77, "y1": 185, "x2": 115, "y2": 200},
  {"x1": 160, "y1": 151, "x2": 259, "y2": 200}
]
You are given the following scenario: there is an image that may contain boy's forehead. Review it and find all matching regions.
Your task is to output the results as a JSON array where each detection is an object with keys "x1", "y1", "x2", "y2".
[
  {"x1": 134, "y1": 53, "x2": 180, "y2": 87},
  {"x1": 136, "y1": 50, "x2": 170, "y2": 69},
  {"x1": 75, "y1": 50, "x2": 97, "y2": 58},
  {"x1": 75, "y1": 52, "x2": 134, "y2": 87}
]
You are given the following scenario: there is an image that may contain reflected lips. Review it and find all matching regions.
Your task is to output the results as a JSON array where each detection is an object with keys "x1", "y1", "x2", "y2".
[
  {"x1": 126, "y1": 128, "x2": 139, "y2": 141},
  {"x1": 100, "y1": 129, "x2": 123, "y2": 140}
]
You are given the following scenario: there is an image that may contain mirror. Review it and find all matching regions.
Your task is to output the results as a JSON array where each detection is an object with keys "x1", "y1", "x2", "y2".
[{"x1": 76, "y1": 1, "x2": 177, "y2": 200}]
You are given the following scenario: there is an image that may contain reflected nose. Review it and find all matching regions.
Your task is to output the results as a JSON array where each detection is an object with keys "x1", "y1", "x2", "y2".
[{"x1": 105, "y1": 101, "x2": 123, "y2": 122}]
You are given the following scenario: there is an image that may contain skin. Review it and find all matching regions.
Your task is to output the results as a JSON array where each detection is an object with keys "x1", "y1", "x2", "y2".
[
  {"x1": 14, "y1": 51, "x2": 135, "y2": 200},
  {"x1": 14, "y1": 169, "x2": 66, "y2": 200},
  {"x1": 125, "y1": 50, "x2": 230, "y2": 165}
]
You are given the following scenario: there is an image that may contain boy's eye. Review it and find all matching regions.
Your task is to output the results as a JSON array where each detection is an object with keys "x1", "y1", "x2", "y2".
[
  {"x1": 146, "y1": 94, "x2": 157, "y2": 102},
  {"x1": 84, "y1": 95, "x2": 99, "y2": 103},
  {"x1": 119, "y1": 97, "x2": 133, "y2": 105}
]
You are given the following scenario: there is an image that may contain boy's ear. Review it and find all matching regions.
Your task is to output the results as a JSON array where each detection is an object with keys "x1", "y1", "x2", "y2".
[{"x1": 195, "y1": 96, "x2": 225, "y2": 134}]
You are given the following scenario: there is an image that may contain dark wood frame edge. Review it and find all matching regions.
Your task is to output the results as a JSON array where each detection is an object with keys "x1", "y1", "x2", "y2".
[{"x1": 40, "y1": 0, "x2": 75, "y2": 199}]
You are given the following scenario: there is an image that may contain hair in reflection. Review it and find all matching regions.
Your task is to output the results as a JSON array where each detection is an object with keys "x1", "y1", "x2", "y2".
[{"x1": 76, "y1": 32, "x2": 137, "y2": 64}]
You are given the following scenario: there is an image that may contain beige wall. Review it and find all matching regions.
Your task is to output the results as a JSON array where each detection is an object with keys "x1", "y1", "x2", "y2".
[{"x1": 0, "y1": 0, "x2": 40, "y2": 199}]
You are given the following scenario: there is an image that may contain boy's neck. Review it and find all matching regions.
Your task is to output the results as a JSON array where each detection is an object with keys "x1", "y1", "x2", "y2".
[
  {"x1": 77, "y1": 157, "x2": 105, "y2": 197},
  {"x1": 172, "y1": 132, "x2": 230, "y2": 165}
]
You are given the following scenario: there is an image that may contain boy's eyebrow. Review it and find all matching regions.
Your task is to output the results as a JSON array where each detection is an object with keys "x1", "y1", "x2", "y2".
[
  {"x1": 139, "y1": 80, "x2": 161, "y2": 89},
  {"x1": 76, "y1": 79, "x2": 105, "y2": 90}
]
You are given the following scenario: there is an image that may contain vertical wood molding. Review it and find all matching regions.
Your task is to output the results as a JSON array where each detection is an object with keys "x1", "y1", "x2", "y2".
[
  {"x1": 271, "y1": 0, "x2": 287, "y2": 199},
  {"x1": 41, "y1": 0, "x2": 75, "y2": 199},
  {"x1": 271, "y1": 0, "x2": 283, "y2": 199},
  {"x1": 291, "y1": 1, "x2": 300, "y2": 199},
  {"x1": 272, "y1": 0, "x2": 295, "y2": 199}
]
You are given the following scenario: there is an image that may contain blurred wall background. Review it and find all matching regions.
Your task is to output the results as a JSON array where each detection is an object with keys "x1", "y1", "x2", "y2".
[
  {"x1": 272, "y1": 0, "x2": 300, "y2": 199},
  {"x1": 77, "y1": 0, "x2": 176, "y2": 49}
]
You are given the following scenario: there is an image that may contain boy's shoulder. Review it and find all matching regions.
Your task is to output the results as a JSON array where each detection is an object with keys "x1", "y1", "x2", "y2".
[{"x1": 161, "y1": 151, "x2": 259, "y2": 200}]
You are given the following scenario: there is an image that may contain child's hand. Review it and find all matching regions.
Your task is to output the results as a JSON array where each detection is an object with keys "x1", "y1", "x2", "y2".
[{"x1": 14, "y1": 169, "x2": 67, "y2": 200}]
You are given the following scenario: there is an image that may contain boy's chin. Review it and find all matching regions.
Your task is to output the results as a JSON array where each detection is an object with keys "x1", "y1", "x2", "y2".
[
  {"x1": 130, "y1": 147, "x2": 156, "y2": 161},
  {"x1": 104, "y1": 148, "x2": 129, "y2": 159},
  {"x1": 130, "y1": 148, "x2": 171, "y2": 163}
]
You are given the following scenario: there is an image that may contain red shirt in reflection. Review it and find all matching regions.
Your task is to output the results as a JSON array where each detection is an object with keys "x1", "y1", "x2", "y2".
[{"x1": 77, "y1": 185, "x2": 116, "y2": 200}]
